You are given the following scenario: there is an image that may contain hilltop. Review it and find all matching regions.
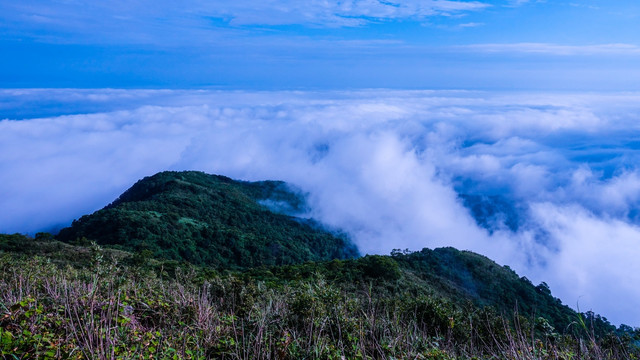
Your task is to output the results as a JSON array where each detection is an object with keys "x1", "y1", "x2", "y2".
[{"x1": 57, "y1": 171, "x2": 358, "y2": 268}]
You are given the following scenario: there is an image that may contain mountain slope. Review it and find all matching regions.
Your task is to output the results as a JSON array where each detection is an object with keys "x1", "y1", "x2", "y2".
[
  {"x1": 1, "y1": 239, "x2": 635, "y2": 359},
  {"x1": 57, "y1": 171, "x2": 358, "y2": 268},
  {"x1": 393, "y1": 247, "x2": 578, "y2": 332},
  {"x1": 251, "y1": 247, "x2": 607, "y2": 335}
]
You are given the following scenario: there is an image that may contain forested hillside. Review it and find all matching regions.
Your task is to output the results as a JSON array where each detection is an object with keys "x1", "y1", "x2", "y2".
[{"x1": 57, "y1": 171, "x2": 358, "y2": 268}]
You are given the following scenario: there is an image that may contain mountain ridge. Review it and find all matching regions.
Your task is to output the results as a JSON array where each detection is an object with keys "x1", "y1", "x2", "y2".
[{"x1": 57, "y1": 170, "x2": 358, "y2": 269}]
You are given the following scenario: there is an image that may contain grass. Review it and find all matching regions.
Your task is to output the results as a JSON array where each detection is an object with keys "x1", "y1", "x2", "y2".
[{"x1": 1, "y1": 245, "x2": 638, "y2": 359}]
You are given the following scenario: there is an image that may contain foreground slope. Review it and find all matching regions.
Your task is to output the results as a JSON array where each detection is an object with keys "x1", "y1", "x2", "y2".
[
  {"x1": 1, "y1": 234, "x2": 635, "y2": 359},
  {"x1": 57, "y1": 171, "x2": 358, "y2": 268},
  {"x1": 254, "y1": 247, "x2": 615, "y2": 336}
]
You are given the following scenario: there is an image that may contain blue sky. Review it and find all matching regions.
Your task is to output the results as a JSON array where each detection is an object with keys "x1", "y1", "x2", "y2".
[{"x1": 2, "y1": 0, "x2": 640, "y2": 89}]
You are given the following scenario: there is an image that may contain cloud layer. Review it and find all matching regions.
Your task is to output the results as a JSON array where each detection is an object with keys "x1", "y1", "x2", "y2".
[{"x1": 3, "y1": 89, "x2": 640, "y2": 325}]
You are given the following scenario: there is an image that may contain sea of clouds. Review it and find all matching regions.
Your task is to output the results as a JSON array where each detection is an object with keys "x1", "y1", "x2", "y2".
[{"x1": 2, "y1": 88, "x2": 640, "y2": 325}]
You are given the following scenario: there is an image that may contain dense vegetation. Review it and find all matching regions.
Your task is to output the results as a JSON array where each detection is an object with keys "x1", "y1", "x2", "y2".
[
  {"x1": 57, "y1": 171, "x2": 358, "y2": 269},
  {"x1": 2, "y1": 234, "x2": 638, "y2": 359},
  {"x1": 2, "y1": 171, "x2": 639, "y2": 359}
]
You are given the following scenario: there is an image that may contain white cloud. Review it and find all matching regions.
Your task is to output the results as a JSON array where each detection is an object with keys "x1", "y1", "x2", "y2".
[
  {"x1": 458, "y1": 22, "x2": 484, "y2": 28},
  {"x1": 463, "y1": 43, "x2": 640, "y2": 56},
  {"x1": 3, "y1": 89, "x2": 640, "y2": 325},
  {"x1": 506, "y1": 0, "x2": 542, "y2": 6},
  {"x1": 531, "y1": 203, "x2": 640, "y2": 321}
]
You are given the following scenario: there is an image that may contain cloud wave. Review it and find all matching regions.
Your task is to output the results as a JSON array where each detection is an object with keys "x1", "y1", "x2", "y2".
[{"x1": 2, "y1": 89, "x2": 640, "y2": 325}]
